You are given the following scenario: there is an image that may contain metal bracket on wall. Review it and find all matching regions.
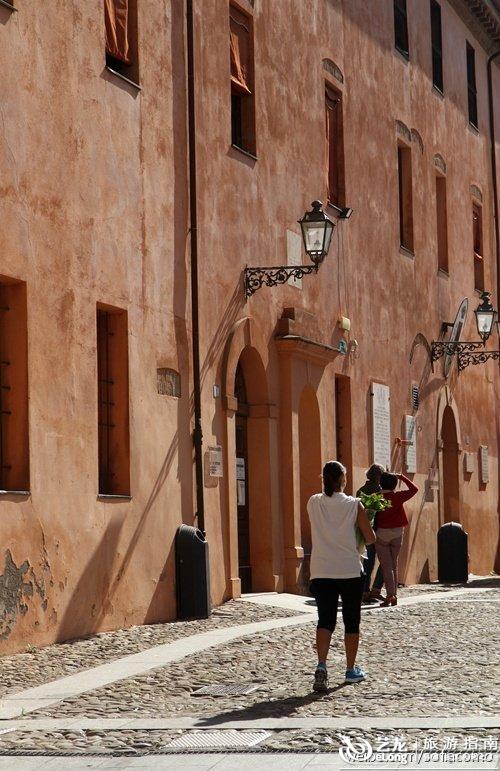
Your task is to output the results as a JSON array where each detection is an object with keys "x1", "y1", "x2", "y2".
[
  {"x1": 244, "y1": 264, "x2": 319, "y2": 299},
  {"x1": 430, "y1": 340, "x2": 500, "y2": 371}
]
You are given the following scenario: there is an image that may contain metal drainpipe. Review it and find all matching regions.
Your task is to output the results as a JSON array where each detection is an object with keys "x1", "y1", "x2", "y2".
[
  {"x1": 487, "y1": 50, "x2": 500, "y2": 306},
  {"x1": 186, "y1": 0, "x2": 205, "y2": 534}
]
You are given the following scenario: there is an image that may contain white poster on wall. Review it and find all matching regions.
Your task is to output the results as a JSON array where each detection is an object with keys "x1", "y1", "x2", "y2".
[
  {"x1": 208, "y1": 445, "x2": 223, "y2": 477},
  {"x1": 371, "y1": 383, "x2": 391, "y2": 470},
  {"x1": 404, "y1": 415, "x2": 417, "y2": 474},
  {"x1": 286, "y1": 229, "x2": 303, "y2": 289},
  {"x1": 236, "y1": 457, "x2": 246, "y2": 480},
  {"x1": 479, "y1": 445, "x2": 489, "y2": 483}
]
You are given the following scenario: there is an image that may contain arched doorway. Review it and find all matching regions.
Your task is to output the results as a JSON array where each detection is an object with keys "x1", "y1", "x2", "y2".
[
  {"x1": 298, "y1": 387, "x2": 322, "y2": 585},
  {"x1": 441, "y1": 405, "x2": 460, "y2": 523},
  {"x1": 231, "y1": 347, "x2": 275, "y2": 594},
  {"x1": 234, "y1": 362, "x2": 251, "y2": 592}
]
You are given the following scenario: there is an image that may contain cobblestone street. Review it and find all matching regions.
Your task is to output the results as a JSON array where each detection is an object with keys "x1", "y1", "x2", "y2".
[{"x1": 0, "y1": 579, "x2": 498, "y2": 769}]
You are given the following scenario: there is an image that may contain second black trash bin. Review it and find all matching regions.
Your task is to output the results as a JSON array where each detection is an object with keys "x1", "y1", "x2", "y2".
[
  {"x1": 437, "y1": 522, "x2": 468, "y2": 584},
  {"x1": 175, "y1": 524, "x2": 211, "y2": 619}
]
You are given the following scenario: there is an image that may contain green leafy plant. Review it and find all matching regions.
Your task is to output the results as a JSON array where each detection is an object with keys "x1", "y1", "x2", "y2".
[{"x1": 356, "y1": 492, "x2": 392, "y2": 550}]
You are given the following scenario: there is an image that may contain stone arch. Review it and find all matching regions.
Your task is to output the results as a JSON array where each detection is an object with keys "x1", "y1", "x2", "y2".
[
  {"x1": 220, "y1": 317, "x2": 279, "y2": 597},
  {"x1": 298, "y1": 386, "x2": 322, "y2": 567},
  {"x1": 436, "y1": 386, "x2": 462, "y2": 526},
  {"x1": 322, "y1": 58, "x2": 344, "y2": 85}
]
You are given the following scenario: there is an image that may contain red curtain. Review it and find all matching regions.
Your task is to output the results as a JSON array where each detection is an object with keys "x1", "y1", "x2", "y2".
[
  {"x1": 230, "y1": 8, "x2": 251, "y2": 94},
  {"x1": 105, "y1": 0, "x2": 131, "y2": 64}
]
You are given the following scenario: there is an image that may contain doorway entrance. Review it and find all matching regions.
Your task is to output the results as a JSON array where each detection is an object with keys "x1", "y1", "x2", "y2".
[
  {"x1": 335, "y1": 375, "x2": 353, "y2": 494},
  {"x1": 235, "y1": 363, "x2": 251, "y2": 592},
  {"x1": 298, "y1": 387, "x2": 322, "y2": 585},
  {"x1": 441, "y1": 405, "x2": 460, "y2": 523}
]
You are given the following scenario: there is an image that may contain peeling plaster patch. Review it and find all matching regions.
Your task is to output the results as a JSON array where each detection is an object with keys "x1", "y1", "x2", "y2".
[{"x1": 0, "y1": 551, "x2": 49, "y2": 640}]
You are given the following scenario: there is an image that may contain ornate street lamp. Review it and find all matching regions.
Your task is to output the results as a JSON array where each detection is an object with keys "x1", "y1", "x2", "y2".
[
  {"x1": 474, "y1": 291, "x2": 497, "y2": 343},
  {"x1": 431, "y1": 290, "x2": 500, "y2": 372},
  {"x1": 244, "y1": 201, "x2": 350, "y2": 298},
  {"x1": 298, "y1": 200, "x2": 335, "y2": 265}
]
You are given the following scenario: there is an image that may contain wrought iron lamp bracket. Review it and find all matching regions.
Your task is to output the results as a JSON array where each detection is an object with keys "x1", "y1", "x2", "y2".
[
  {"x1": 430, "y1": 340, "x2": 500, "y2": 371},
  {"x1": 244, "y1": 263, "x2": 319, "y2": 299}
]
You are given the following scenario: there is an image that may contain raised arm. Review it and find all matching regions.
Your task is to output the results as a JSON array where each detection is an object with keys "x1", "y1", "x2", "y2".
[
  {"x1": 357, "y1": 502, "x2": 376, "y2": 545},
  {"x1": 396, "y1": 473, "x2": 418, "y2": 502}
]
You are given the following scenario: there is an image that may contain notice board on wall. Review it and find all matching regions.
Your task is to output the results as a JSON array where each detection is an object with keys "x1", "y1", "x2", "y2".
[
  {"x1": 479, "y1": 445, "x2": 489, "y2": 483},
  {"x1": 371, "y1": 383, "x2": 391, "y2": 470},
  {"x1": 404, "y1": 415, "x2": 417, "y2": 473}
]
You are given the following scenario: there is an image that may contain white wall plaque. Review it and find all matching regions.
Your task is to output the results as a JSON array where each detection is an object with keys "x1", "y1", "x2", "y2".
[
  {"x1": 371, "y1": 383, "x2": 391, "y2": 469},
  {"x1": 236, "y1": 457, "x2": 246, "y2": 480},
  {"x1": 208, "y1": 446, "x2": 223, "y2": 478},
  {"x1": 464, "y1": 452, "x2": 474, "y2": 474},
  {"x1": 404, "y1": 415, "x2": 417, "y2": 473},
  {"x1": 479, "y1": 445, "x2": 489, "y2": 483},
  {"x1": 237, "y1": 479, "x2": 246, "y2": 506},
  {"x1": 286, "y1": 229, "x2": 303, "y2": 289}
]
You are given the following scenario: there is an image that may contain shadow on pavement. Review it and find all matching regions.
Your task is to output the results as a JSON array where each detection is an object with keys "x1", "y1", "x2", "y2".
[{"x1": 193, "y1": 683, "x2": 351, "y2": 725}]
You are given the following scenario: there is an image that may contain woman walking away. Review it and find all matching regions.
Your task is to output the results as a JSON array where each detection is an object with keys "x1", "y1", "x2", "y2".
[
  {"x1": 307, "y1": 461, "x2": 375, "y2": 692},
  {"x1": 376, "y1": 472, "x2": 418, "y2": 607}
]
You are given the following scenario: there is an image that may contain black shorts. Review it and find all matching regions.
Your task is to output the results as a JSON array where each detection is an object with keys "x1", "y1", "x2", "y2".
[{"x1": 309, "y1": 575, "x2": 364, "y2": 634}]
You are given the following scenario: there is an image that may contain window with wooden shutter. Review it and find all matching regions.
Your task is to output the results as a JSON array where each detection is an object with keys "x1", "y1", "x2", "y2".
[
  {"x1": 325, "y1": 85, "x2": 345, "y2": 209},
  {"x1": 435, "y1": 174, "x2": 448, "y2": 272},
  {"x1": 105, "y1": 0, "x2": 139, "y2": 86},
  {"x1": 0, "y1": 279, "x2": 29, "y2": 492},
  {"x1": 97, "y1": 306, "x2": 130, "y2": 496},
  {"x1": 230, "y1": 4, "x2": 256, "y2": 155},
  {"x1": 394, "y1": 0, "x2": 409, "y2": 58},
  {"x1": 466, "y1": 42, "x2": 478, "y2": 128},
  {"x1": 398, "y1": 144, "x2": 414, "y2": 252},
  {"x1": 430, "y1": 0, "x2": 443, "y2": 93},
  {"x1": 472, "y1": 204, "x2": 484, "y2": 291}
]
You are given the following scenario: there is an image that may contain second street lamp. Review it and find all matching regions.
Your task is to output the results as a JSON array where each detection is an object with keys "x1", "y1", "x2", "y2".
[{"x1": 474, "y1": 291, "x2": 497, "y2": 343}]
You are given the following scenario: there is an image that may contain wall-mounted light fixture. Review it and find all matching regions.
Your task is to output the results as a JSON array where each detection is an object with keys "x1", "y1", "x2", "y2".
[
  {"x1": 431, "y1": 291, "x2": 499, "y2": 371},
  {"x1": 244, "y1": 201, "x2": 352, "y2": 298}
]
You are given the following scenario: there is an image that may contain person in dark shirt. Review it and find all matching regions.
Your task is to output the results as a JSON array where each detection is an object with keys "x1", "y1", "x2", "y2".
[{"x1": 356, "y1": 464, "x2": 385, "y2": 603}]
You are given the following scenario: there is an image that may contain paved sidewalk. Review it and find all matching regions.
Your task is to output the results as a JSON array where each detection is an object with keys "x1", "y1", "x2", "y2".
[{"x1": 0, "y1": 580, "x2": 498, "y2": 765}]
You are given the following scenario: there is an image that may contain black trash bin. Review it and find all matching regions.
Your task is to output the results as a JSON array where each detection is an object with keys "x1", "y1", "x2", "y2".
[
  {"x1": 175, "y1": 524, "x2": 211, "y2": 619},
  {"x1": 437, "y1": 522, "x2": 468, "y2": 584}
]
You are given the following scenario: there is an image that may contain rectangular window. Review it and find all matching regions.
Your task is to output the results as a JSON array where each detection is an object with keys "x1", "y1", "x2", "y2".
[
  {"x1": 466, "y1": 42, "x2": 478, "y2": 128},
  {"x1": 435, "y1": 175, "x2": 448, "y2": 271},
  {"x1": 430, "y1": 0, "x2": 443, "y2": 93},
  {"x1": 230, "y1": 3, "x2": 255, "y2": 155},
  {"x1": 105, "y1": 0, "x2": 139, "y2": 86},
  {"x1": 394, "y1": 0, "x2": 409, "y2": 58},
  {"x1": 97, "y1": 306, "x2": 130, "y2": 496},
  {"x1": 325, "y1": 85, "x2": 345, "y2": 208},
  {"x1": 398, "y1": 144, "x2": 414, "y2": 252},
  {"x1": 473, "y1": 204, "x2": 484, "y2": 290},
  {"x1": 0, "y1": 279, "x2": 29, "y2": 492}
]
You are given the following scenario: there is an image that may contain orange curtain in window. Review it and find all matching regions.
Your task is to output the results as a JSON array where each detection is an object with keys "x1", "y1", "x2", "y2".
[
  {"x1": 105, "y1": 0, "x2": 131, "y2": 64},
  {"x1": 230, "y1": 7, "x2": 252, "y2": 94}
]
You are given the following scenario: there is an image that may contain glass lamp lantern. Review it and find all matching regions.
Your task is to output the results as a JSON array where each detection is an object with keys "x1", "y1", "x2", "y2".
[
  {"x1": 298, "y1": 201, "x2": 335, "y2": 265},
  {"x1": 474, "y1": 291, "x2": 496, "y2": 344}
]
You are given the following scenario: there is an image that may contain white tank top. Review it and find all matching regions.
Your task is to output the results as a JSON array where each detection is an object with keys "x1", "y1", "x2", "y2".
[{"x1": 307, "y1": 492, "x2": 361, "y2": 579}]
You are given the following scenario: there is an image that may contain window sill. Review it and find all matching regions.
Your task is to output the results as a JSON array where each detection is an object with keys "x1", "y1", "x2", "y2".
[
  {"x1": 474, "y1": 252, "x2": 483, "y2": 261},
  {"x1": 432, "y1": 85, "x2": 444, "y2": 99},
  {"x1": 230, "y1": 144, "x2": 258, "y2": 161},
  {"x1": 468, "y1": 121, "x2": 479, "y2": 135},
  {"x1": 327, "y1": 201, "x2": 344, "y2": 218},
  {"x1": 0, "y1": 0, "x2": 16, "y2": 10},
  {"x1": 438, "y1": 268, "x2": 449, "y2": 278},
  {"x1": 98, "y1": 494, "x2": 132, "y2": 501},
  {"x1": 105, "y1": 66, "x2": 141, "y2": 91},
  {"x1": 399, "y1": 245, "x2": 415, "y2": 259},
  {"x1": 0, "y1": 489, "x2": 30, "y2": 496},
  {"x1": 394, "y1": 46, "x2": 410, "y2": 63},
  {"x1": 474, "y1": 287, "x2": 484, "y2": 296}
]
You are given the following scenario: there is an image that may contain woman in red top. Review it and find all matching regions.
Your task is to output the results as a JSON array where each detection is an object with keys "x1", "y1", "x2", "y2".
[{"x1": 376, "y1": 472, "x2": 418, "y2": 606}]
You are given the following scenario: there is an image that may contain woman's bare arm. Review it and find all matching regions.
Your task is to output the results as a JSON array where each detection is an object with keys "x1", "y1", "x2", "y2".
[{"x1": 357, "y1": 503, "x2": 376, "y2": 545}]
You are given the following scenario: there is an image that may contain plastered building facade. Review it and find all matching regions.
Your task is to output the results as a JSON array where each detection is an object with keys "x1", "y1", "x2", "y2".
[{"x1": 0, "y1": 0, "x2": 499, "y2": 653}]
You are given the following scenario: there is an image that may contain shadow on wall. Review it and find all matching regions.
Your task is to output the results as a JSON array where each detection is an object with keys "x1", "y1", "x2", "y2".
[{"x1": 57, "y1": 518, "x2": 124, "y2": 642}]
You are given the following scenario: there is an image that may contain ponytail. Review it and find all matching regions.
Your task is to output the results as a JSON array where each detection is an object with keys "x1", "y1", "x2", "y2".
[{"x1": 323, "y1": 461, "x2": 346, "y2": 496}]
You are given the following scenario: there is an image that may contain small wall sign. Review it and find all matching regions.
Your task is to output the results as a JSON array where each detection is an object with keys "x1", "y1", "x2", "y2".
[
  {"x1": 404, "y1": 415, "x2": 417, "y2": 473},
  {"x1": 479, "y1": 445, "x2": 489, "y2": 483},
  {"x1": 208, "y1": 446, "x2": 223, "y2": 478}
]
